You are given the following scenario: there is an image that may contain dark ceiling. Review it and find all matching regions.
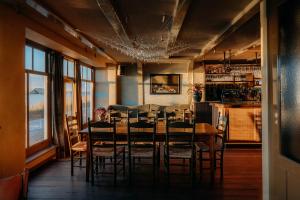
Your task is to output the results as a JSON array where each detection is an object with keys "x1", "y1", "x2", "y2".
[{"x1": 4, "y1": 0, "x2": 261, "y2": 63}]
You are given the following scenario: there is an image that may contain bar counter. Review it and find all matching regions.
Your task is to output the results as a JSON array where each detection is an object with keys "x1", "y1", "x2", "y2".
[{"x1": 210, "y1": 102, "x2": 262, "y2": 143}]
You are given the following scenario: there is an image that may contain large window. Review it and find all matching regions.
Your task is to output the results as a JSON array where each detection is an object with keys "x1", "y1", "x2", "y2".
[
  {"x1": 81, "y1": 65, "x2": 94, "y2": 124},
  {"x1": 63, "y1": 58, "x2": 76, "y2": 116},
  {"x1": 25, "y1": 43, "x2": 50, "y2": 155}
]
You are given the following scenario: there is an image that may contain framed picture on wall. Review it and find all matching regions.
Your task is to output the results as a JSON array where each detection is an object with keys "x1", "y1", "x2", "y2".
[{"x1": 150, "y1": 74, "x2": 181, "y2": 94}]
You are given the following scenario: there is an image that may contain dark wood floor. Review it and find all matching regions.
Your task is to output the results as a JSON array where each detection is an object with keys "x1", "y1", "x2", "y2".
[{"x1": 28, "y1": 148, "x2": 262, "y2": 200}]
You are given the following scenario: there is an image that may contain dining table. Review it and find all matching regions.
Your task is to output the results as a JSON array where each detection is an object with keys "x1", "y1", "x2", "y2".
[{"x1": 79, "y1": 121, "x2": 218, "y2": 183}]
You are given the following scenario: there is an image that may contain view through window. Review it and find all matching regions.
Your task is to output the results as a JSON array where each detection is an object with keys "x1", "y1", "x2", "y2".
[
  {"x1": 81, "y1": 65, "x2": 93, "y2": 124},
  {"x1": 63, "y1": 58, "x2": 76, "y2": 116},
  {"x1": 25, "y1": 44, "x2": 49, "y2": 149}
]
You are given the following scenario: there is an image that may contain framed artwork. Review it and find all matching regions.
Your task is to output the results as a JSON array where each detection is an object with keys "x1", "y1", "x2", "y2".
[{"x1": 150, "y1": 74, "x2": 181, "y2": 94}]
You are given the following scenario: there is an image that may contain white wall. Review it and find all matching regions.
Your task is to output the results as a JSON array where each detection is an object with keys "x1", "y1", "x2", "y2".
[
  {"x1": 118, "y1": 64, "x2": 139, "y2": 106},
  {"x1": 95, "y1": 69, "x2": 109, "y2": 108},
  {"x1": 143, "y1": 63, "x2": 190, "y2": 106}
]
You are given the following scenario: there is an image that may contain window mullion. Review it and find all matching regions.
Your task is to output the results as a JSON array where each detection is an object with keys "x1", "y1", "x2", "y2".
[{"x1": 26, "y1": 73, "x2": 30, "y2": 148}]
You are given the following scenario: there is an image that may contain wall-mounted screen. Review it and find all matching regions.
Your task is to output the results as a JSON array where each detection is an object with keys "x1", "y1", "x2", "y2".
[{"x1": 150, "y1": 74, "x2": 180, "y2": 94}]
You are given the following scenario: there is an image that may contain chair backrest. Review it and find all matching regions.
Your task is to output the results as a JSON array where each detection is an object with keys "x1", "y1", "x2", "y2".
[
  {"x1": 87, "y1": 118, "x2": 117, "y2": 157},
  {"x1": 88, "y1": 119, "x2": 116, "y2": 147},
  {"x1": 215, "y1": 112, "x2": 229, "y2": 146},
  {"x1": 166, "y1": 120, "x2": 195, "y2": 146},
  {"x1": 65, "y1": 114, "x2": 80, "y2": 154},
  {"x1": 127, "y1": 121, "x2": 157, "y2": 146},
  {"x1": 216, "y1": 112, "x2": 229, "y2": 132}
]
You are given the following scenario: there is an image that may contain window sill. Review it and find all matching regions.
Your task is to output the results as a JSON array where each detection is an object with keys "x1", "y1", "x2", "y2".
[{"x1": 26, "y1": 145, "x2": 57, "y2": 171}]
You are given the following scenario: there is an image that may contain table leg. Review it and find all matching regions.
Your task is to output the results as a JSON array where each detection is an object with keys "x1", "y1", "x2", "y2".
[
  {"x1": 210, "y1": 132, "x2": 215, "y2": 184},
  {"x1": 86, "y1": 141, "x2": 90, "y2": 182}
]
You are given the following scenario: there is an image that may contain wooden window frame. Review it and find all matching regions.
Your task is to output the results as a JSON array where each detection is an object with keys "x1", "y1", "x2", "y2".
[
  {"x1": 25, "y1": 41, "x2": 52, "y2": 157},
  {"x1": 80, "y1": 63, "x2": 95, "y2": 127},
  {"x1": 63, "y1": 57, "x2": 77, "y2": 117}
]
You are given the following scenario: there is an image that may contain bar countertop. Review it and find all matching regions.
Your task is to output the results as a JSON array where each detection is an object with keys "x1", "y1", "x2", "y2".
[{"x1": 209, "y1": 101, "x2": 261, "y2": 108}]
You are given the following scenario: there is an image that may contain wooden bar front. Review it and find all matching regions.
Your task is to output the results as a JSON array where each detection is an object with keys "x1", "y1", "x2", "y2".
[{"x1": 211, "y1": 103, "x2": 262, "y2": 143}]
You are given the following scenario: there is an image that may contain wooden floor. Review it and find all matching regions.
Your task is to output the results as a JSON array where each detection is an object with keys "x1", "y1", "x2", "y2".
[{"x1": 28, "y1": 148, "x2": 262, "y2": 200}]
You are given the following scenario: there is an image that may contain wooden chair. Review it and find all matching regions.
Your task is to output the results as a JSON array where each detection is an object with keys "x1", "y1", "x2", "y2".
[
  {"x1": 87, "y1": 118, "x2": 125, "y2": 185},
  {"x1": 164, "y1": 120, "x2": 196, "y2": 185},
  {"x1": 65, "y1": 114, "x2": 87, "y2": 176},
  {"x1": 197, "y1": 112, "x2": 229, "y2": 179},
  {"x1": 127, "y1": 120, "x2": 159, "y2": 184}
]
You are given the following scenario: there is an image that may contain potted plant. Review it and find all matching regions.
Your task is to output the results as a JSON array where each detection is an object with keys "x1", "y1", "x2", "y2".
[
  {"x1": 95, "y1": 106, "x2": 107, "y2": 121},
  {"x1": 188, "y1": 83, "x2": 204, "y2": 102}
]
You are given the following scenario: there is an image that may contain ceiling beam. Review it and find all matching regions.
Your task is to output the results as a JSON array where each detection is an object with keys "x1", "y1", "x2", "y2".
[
  {"x1": 167, "y1": 0, "x2": 191, "y2": 50},
  {"x1": 233, "y1": 39, "x2": 261, "y2": 57},
  {"x1": 96, "y1": 0, "x2": 132, "y2": 46},
  {"x1": 195, "y1": 0, "x2": 261, "y2": 59}
]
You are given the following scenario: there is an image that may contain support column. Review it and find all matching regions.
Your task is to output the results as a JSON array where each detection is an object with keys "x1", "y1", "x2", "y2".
[
  {"x1": 261, "y1": 0, "x2": 270, "y2": 199},
  {"x1": 137, "y1": 61, "x2": 144, "y2": 105},
  {"x1": 0, "y1": 5, "x2": 25, "y2": 177},
  {"x1": 107, "y1": 64, "x2": 117, "y2": 105}
]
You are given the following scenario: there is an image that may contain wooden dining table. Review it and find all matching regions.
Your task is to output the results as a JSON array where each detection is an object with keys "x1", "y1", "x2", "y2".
[{"x1": 79, "y1": 122, "x2": 218, "y2": 183}]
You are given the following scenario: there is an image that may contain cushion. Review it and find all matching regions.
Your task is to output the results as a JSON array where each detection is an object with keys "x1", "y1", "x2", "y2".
[
  {"x1": 72, "y1": 141, "x2": 87, "y2": 152},
  {"x1": 168, "y1": 147, "x2": 193, "y2": 158},
  {"x1": 131, "y1": 147, "x2": 153, "y2": 157},
  {"x1": 93, "y1": 146, "x2": 125, "y2": 157}
]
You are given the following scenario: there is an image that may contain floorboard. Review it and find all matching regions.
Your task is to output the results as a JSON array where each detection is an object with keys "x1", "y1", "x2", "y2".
[{"x1": 28, "y1": 148, "x2": 262, "y2": 200}]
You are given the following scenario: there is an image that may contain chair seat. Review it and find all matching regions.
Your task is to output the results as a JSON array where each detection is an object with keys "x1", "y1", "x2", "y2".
[
  {"x1": 131, "y1": 147, "x2": 154, "y2": 157},
  {"x1": 168, "y1": 147, "x2": 193, "y2": 159},
  {"x1": 93, "y1": 146, "x2": 125, "y2": 157},
  {"x1": 71, "y1": 141, "x2": 87, "y2": 152}
]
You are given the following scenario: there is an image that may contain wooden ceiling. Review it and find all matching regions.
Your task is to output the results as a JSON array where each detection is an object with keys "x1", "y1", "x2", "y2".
[{"x1": 4, "y1": 0, "x2": 261, "y2": 63}]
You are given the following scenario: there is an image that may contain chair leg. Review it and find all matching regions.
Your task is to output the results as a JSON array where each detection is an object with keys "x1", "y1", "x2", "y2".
[
  {"x1": 91, "y1": 155, "x2": 94, "y2": 185},
  {"x1": 153, "y1": 154, "x2": 156, "y2": 184},
  {"x1": 220, "y1": 151, "x2": 224, "y2": 179},
  {"x1": 128, "y1": 155, "x2": 132, "y2": 185},
  {"x1": 79, "y1": 152, "x2": 82, "y2": 167},
  {"x1": 190, "y1": 158, "x2": 195, "y2": 185},
  {"x1": 123, "y1": 151, "x2": 126, "y2": 177},
  {"x1": 95, "y1": 157, "x2": 99, "y2": 174},
  {"x1": 214, "y1": 151, "x2": 217, "y2": 170},
  {"x1": 71, "y1": 150, "x2": 74, "y2": 176},
  {"x1": 157, "y1": 147, "x2": 160, "y2": 177},
  {"x1": 199, "y1": 150, "x2": 203, "y2": 180},
  {"x1": 167, "y1": 156, "x2": 170, "y2": 185},
  {"x1": 114, "y1": 155, "x2": 117, "y2": 186}
]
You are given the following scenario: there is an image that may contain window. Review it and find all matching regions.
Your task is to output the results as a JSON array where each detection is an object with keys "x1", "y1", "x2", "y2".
[
  {"x1": 25, "y1": 44, "x2": 50, "y2": 155},
  {"x1": 63, "y1": 58, "x2": 76, "y2": 116},
  {"x1": 81, "y1": 65, "x2": 94, "y2": 124}
]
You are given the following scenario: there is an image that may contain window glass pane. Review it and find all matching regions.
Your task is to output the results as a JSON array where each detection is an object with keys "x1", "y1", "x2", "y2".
[
  {"x1": 33, "y1": 48, "x2": 46, "y2": 72},
  {"x1": 68, "y1": 60, "x2": 74, "y2": 78},
  {"x1": 81, "y1": 66, "x2": 87, "y2": 80},
  {"x1": 81, "y1": 81, "x2": 87, "y2": 124},
  {"x1": 65, "y1": 82, "x2": 74, "y2": 116},
  {"x1": 25, "y1": 46, "x2": 32, "y2": 70},
  {"x1": 25, "y1": 74, "x2": 28, "y2": 148},
  {"x1": 86, "y1": 82, "x2": 91, "y2": 120},
  {"x1": 63, "y1": 59, "x2": 68, "y2": 77},
  {"x1": 28, "y1": 74, "x2": 48, "y2": 146},
  {"x1": 87, "y1": 68, "x2": 91, "y2": 81}
]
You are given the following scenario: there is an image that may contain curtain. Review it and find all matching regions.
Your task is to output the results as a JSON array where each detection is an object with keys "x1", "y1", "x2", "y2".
[
  {"x1": 75, "y1": 60, "x2": 82, "y2": 128},
  {"x1": 49, "y1": 51, "x2": 65, "y2": 158}
]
